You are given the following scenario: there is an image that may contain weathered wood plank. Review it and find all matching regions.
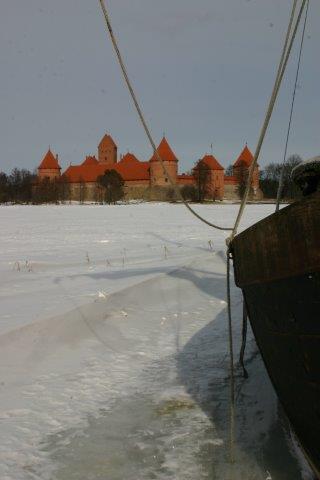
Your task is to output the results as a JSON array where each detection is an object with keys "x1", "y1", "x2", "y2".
[{"x1": 232, "y1": 192, "x2": 320, "y2": 287}]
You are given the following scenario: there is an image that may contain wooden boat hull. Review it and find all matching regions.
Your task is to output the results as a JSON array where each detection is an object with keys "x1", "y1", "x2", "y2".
[{"x1": 232, "y1": 192, "x2": 320, "y2": 477}]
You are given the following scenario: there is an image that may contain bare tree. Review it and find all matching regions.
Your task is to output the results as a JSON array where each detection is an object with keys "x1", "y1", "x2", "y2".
[
  {"x1": 0, "y1": 172, "x2": 9, "y2": 203},
  {"x1": 57, "y1": 175, "x2": 71, "y2": 203},
  {"x1": 32, "y1": 177, "x2": 58, "y2": 204},
  {"x1": 5, "y1": 168, "x2": 35, "y2": 203},
  {"x1": 260, "y1": 154, "x2": 302, "y2": 199}
]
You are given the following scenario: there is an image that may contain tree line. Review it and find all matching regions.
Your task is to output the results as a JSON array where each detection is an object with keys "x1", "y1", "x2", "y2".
[
  {"x1": 0, "y1": 169, "x2": 35, "y2": 203},
  {"x1": 0, "y1": 169, "x2": 73, "y2": 204},
  {"x1": 0, "y1": 168, "x2": 125, "y2": 204},
  {"x1": 259, "y1": 154, "x2": 302, "y2": 199}
]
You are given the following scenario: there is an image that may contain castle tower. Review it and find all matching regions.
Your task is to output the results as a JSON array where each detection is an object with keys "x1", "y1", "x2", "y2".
[
  {"x1": 149, "y1": 137, "x2": 178, "y2": 186},
  {"x1": 98, "y1": 133, "x2": 117, "y2": 165},
  {"x1": 38, "y1": 149, "x2": 61, "y2": 179},
  {"x1": 233, "y1": 145, "x2": 259, "y2": 193},
  {"x1": 197, "y1": 154, "x2": 225, "y2": 200}
]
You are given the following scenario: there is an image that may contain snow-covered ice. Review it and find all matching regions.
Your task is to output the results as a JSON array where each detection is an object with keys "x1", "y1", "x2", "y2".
[{"x1": 0, "y1": 203, "x2": 312, "y2": 479}]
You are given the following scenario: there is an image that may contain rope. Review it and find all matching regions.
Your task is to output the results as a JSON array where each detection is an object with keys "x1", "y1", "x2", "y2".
[
  {"x1": 98, "y1": 0, "x2": 233, "y2": 232},
  {"x1": 275, "y1": 0, "x2": 310, "y2": 211},
  {"x1": 226, "y1": 248, "x2": 236, "y2": 463},
  {"x1": 229, "y1": 0, "x2": 308, "y2": 241},
  {"x1": 239, "y1": 301, "x2": 249, "y2": 379}
]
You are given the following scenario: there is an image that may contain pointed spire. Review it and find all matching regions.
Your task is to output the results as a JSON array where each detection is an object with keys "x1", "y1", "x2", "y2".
[
  {"x1": 38, "y1": 149, "x2": 61, "y2": 170},
  {"x1": 200, "y1": 154, "x2": 224, "y2": 171},
  {"x1": 98, "y1": 133, "x2": 117, "y2": 148},
  {"x1": 150, "y1": 137, "x2": 178, "y2": 162},
  {"x1": 234, "y1": 144, "x2": 254, "y2": 167}
]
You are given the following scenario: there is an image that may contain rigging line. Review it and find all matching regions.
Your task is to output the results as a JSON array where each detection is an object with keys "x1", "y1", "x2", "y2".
[
  {"x1": 277, "y1": 0, "x2": 299, "y2": 86},
  {"x1": 272, "y1": 0, "x2": 299, "y2": 103},
  {"x1": 226, "y1": 248, "x2": 236, "y2": 464},
  {"x1": 97, "y1": 0, "x2": 233, "y2": 232},
  {"x1": 229, "y1": 0, "x2": 308, "y2": 241},
  {"x1": 239, "y1": 301, "x2": 249, "y2": 379},
  {"x1": 230, "y1": 0, "x2": 306, "y2": 240},
  {"x1": 275, "y1": 0, "x2": 310, "y2": 212}
]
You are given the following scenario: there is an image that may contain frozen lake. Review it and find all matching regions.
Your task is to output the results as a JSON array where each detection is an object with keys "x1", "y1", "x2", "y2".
[{"x1": 0, "y1": 203, "x2": 313, "y2": 479}]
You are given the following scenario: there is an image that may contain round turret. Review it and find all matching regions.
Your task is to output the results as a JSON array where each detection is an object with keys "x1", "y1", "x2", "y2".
[
  {"x1": 149, "y1": 137, "x2": 178, "y2": 186},
  {"x1": 38, "y1": 149, "x2": 61, "y2": 179}
]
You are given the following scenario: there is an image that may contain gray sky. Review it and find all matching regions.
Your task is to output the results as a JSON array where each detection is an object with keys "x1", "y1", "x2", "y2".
[{"x1": 0, "y1": 0, "x2": 319, "y2": 174}]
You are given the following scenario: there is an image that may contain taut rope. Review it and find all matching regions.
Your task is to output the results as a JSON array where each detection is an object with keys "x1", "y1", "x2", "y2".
[
  {"x1": 226, "y1": 248, "x2": 236, "y2": 463},
  {"x1": 275, "y1": 0, "x2": 310, "y2": 211}
]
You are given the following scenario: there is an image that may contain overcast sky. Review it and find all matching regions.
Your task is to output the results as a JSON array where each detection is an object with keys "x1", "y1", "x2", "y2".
[{"x1": 0, "y1": 0, "x2": 319, "y2": 174}]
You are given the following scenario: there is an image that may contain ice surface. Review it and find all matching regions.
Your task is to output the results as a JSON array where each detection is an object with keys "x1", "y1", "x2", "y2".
[{"x1": 0, "y1": 203, "x2": 313, "y2": 479}]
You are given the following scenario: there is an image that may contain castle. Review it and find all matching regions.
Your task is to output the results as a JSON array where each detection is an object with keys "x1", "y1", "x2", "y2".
[{"x1": 37, "y1": 133, "x2": 261, "y2": 201}]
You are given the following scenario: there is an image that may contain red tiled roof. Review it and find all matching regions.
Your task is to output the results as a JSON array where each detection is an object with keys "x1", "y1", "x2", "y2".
[
  {"x1": 112, "y1": 161, "x2": 149, "y2": 181},
  {"x1": 234, "y1": 145, "x2": 254, "y2": 167},
  {"x1": 63, "y1": 165, "x2": 87, "y2": 182},
  {"x1": 150, "y1": 137, "x2": 178, "y2": 162},
  {"x1": 63, "y1": 156, "x2": 150, "y2": 183},
  {"x1": 200, "y1": 154, "x2": 224, "y2": 171},
  {"x1": 118, "y1": 152, "x2": 141, "y2": 165},
  {"x1": 99, "y1": 134, "x2": 117, "y2": 148},
  {"x1": 81, "y1": 156, "x2": 98, "y2": 166},
  {"x1": 38, "y1": 149, "x2": 61, "y2": 170}
]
